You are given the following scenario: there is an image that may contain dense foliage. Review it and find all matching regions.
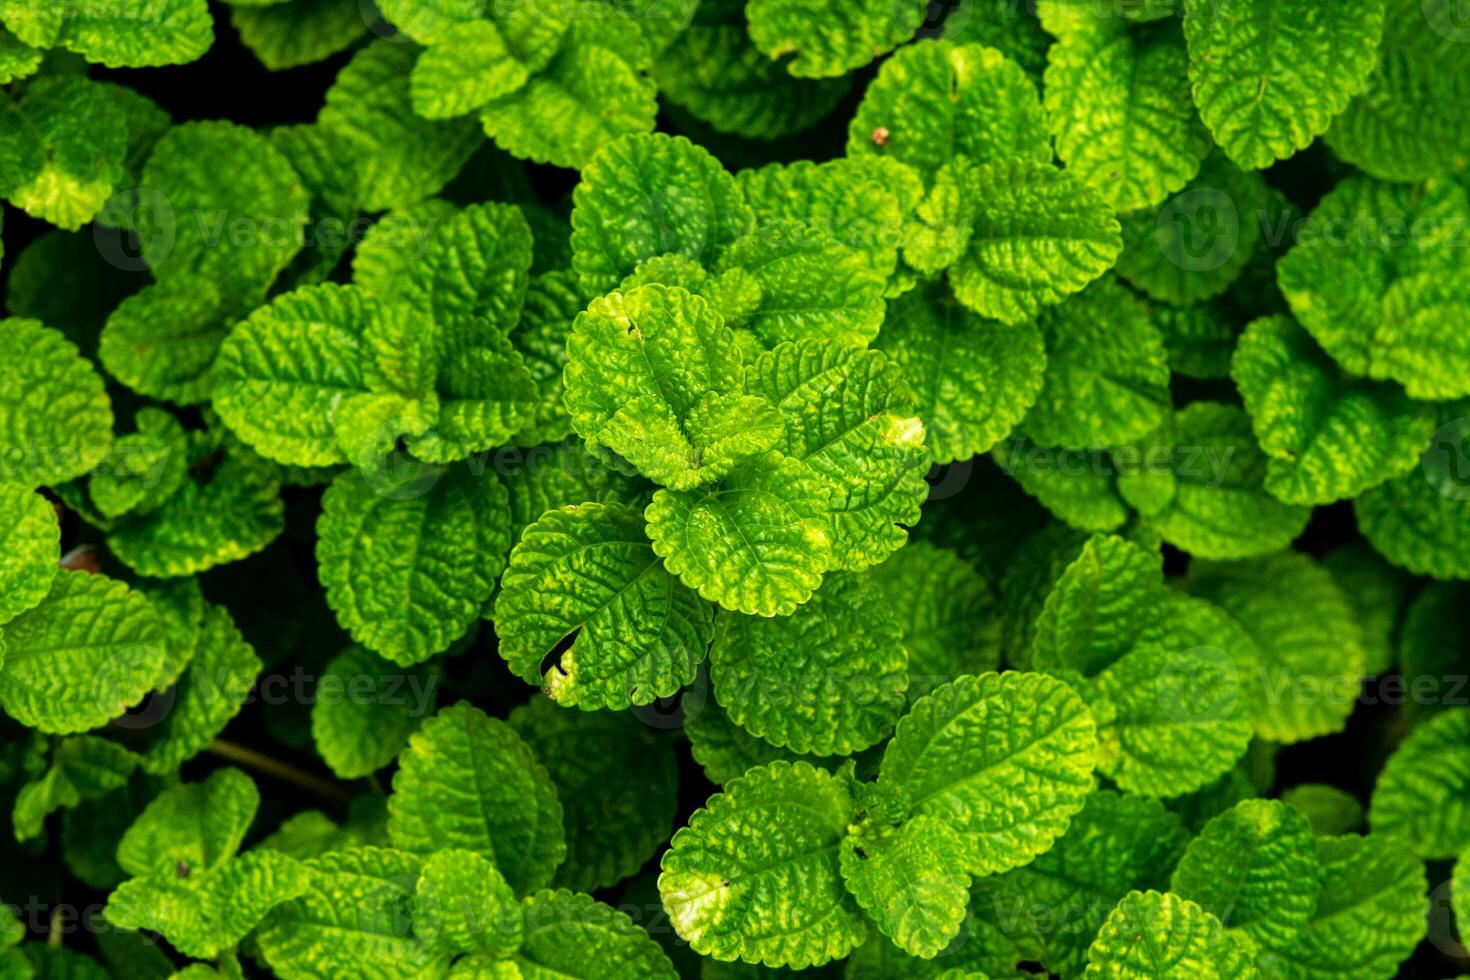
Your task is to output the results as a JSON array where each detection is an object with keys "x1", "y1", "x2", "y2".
[{"x1": 0, "y1": 0, "x2": 1468, "y2": 977}]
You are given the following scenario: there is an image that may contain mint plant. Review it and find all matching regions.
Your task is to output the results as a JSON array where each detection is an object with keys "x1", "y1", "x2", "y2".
[{"x1": 0, "y1": 1, "x2": 1467, "y2": 977}]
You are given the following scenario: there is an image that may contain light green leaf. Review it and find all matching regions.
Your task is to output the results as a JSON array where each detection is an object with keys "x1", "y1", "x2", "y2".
[
  {"x1": 407, "y1": 322, "x2": 539, "y2": 464},
  {"x1": 496, "y1": 502, "x2": 711, "y2": 710},
  {"x1": 351, "y1": 198, "x2": 460, "y2": 302},
  {"x1": 879, "y1": 671, "x2": 1098, "y2": 876},
  {"x1": 684, "y1": 697, "x2": 827, "y2": 787},
  {"x1": 711, "y1": 571, "x2": 907, "y2": 755},
  {"x1": 949, "y1": 159, "x2": 1122, "y2": 325},
  {"x1": 310, "y1": 645, "x2": 435, "y2": 780},
  {"x1": 509, "y1": 271, "x2": 584, "y2": 448},
  {"x1": 514, "y1": 889, "x2": 679, "y2": 979},
  {"x1": 479, "y1": 40, "x2": 658, "y2": 170},
  {"x1": 117, "y1": 767, "x2": 258, "y2": 877},
  {"x1": 1031, "y1": 534, "x2": 1165, "y2": 678},
  {"x1": 0, "y1": 571, "x2": 166, "y2": 735},
  {"x1": 257, "y1": 847, "x2": 450, "y2": 980},
  {"x1": 0, "y1": 25, "x2": 40, "y2": 83},
  {"x1": 1145, "y1": 403, "x2": 1313, "y2": 560},
  {"x1": 0, "y1": 317, "x2": 112, "y2": 486},
  {"x1": 414, "y1": 849, "x2": 521, "y2": 958},
  {"x1": 993, "y1": 436, "x2": 1131, "y2": 533},
  {"x1": 847, "y1": 40, "x2": 1051, "y2": 181},
  {"x1": 89, "y1": 409, "x2": 189, "y2": 521},
  {"x1": 140, "y1": 603, "x2": 261, "y2": 775},
  {"x1": 1045, "y1": 17, "x2": 1208, "y2": 211},
  {"x1": 1, "y1": 0, "x2": 212, "y2": 66},
  {"x1": 870, "y1": 542, "x2": 1001, "y2": 700},
  {"x1": 1170, "y1": 799, "x2": 1322, "y2": 950},
  {"x1": 1324, "y1": 47, "x2": 1470, "y2": 182},
  {"x1": 98, "y1": 276, "x2": 230, "y2": 406},
  {"x1": 659, "y1": 760, "x2": 868, "y2": 968},
  {"x1": 12, "y1": 736, "x2": 139, "y2": 842},
  {"x1": 1023, "y1": 278, "x2": 1171, "y2": 450},
  {"x1": 388, "y1": 702, "x2": 565, "y2": 895},
  {"x1": 1249, "y1": 834, "x2": 1425, "y2": 980},
  {"x1": 570, "y1": 133, "x2": 752, "y2": 295},
  {"x1": 746, "y1": 341, "x2": 927, "y2": 570},
  {"x1": 1368, "y1": 706, "x2": 1470, "y2": 858},
  {"x1": 877, "y1": 283, "x2": 1045, "y2": 464},
  {"x1": 138, "y1": 120, "x2": 310, "y2": 306},
  {"x1": 410, "y1": 20, "x2": 529, "y2": 119},
  {"x1": 320, "y1": 41, "x2": 481, "y2": 211},
  {"x1": 508, "y1": 696, "x2": 679, "y2": 893},
  {"x1": 1081, "y1": 889, "x2": 1256, "y2": 978},
  {"x1": 1189, "y1": 552, "x2": 1367, "y2": 743},
  {"x1": 317, "y1": 464, "x2": 511, "y2": 666},
  {"x1": 3, "y1": 76, "x2": 127, "y2": 230},
  {"x1": 645, "y1": 452, "x2": 832, "y2": 616},
  {"x1": 746, "y1": 0, "x2": 925, "y2": 78},
  {"x1": 1356, "y1": 465, "x2": 1470, "y2": 581},
  {"x1": 1182, "y1": 0, "x2": 1385, "y2": 169},
  {"x1": 1232, "y1": 314, "x2": 1435, "y2": 506},
  {"x1": 972, "y1": 790, "x2": 1188, "y2": 976},
  {"x1": 231, "y1": 0, "x2": 366, "y2": 71},
  {"x1": 499, "y1": 437, "x2": 649, "y2": 545},
  {"x1": 1280, "y1": 784, "x2": 1365, "y2": 836},
  {"x1": 0, "y1": 483, "x2": 58, "y2": 625},
  {"x1": 395, "y1": 202, "x2": 534, "y2": 331},
  {"x1": 840, "y1": 814, "x2": 971, "y2": 959},
  {"x1": 1276, "y1": 176, "x2": 1470, "y2": 399}
]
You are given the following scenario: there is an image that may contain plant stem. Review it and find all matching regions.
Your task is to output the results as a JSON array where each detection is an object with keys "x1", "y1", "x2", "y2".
[{"x1": 206, "y1": 739, "x2": 351, "y2": 803}]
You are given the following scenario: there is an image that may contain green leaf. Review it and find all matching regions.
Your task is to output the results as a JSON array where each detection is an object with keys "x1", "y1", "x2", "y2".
[
  {"x1": 140, "y1": 603, "x2": 261, "y2": 775},
  {"x1": 105, "y1": 848, "x2": 311, "y2": 960},
  {"x1": 414, "y1": 849, "x2": 521, "y2": 958},
  {"x1": 1280, "y1": 784, "x2": 1365, "y2": 836},
  {"x1": 351, "y1": 199, "x2": 460, "y2": 301},
  {"x1": 499, "y1": 437, "x2": 649, "y2": 545},
  {"x1": 0, "y1": 483, "x2": 58, "y2": 625},
  {"x1": 570, "y1": 133, "x2": 752, "y2": 296},
  {"x1": 1368, "y1": 707, "x2": 1470, "y2": 858},
  {"x1": 746, "y1": 0, "x2": 925, "y2": 78},
  {"x1": 848, "y1": 40, "x2": 1049, "y2": 183},
  {"x1": 949, "y1": 159, "x2": 1122, "y2": 325},
  {"x1": 98, "y1": 276, "x2": 230, "y2": 406},
  {"x1": 877, "y1": 282, "x2": 1045, "y2": 464},
  {"x1": 320, "y1": 41, "x2": 481, "y2": 211},
  {"x1": 88, "y1": 408, "x2": 189, "y2": 520},
  {"x1": 0, "y1": 26, "x2": 40, "y2": 83},
  {"x1": 1169, "y1": 799, "x2": 1322, "y2": 950},
  {"x1": 972, "y1": 790, "x2": 1188, "y2": 976},
  {"x1": 395, "y1": 202, "x2": 534, "y2": 331},
  {"x1": 659, "y1": 760, "x2": 868, "y2": 968},
  {"x1": 514, "y1": 889, "x2": 680, "y2": 979},
  {"x1": 257, "y1": 847, "x2": 450, "y2": 979},
  {"x1": 1232, "y1": 314, "x2": 1436, "y2": 505},
  {"x1": 1356, "y1": 466, "x2": 1470, "y2": 581},
  {"x1": 1031, "y1": 533, "x2": 1165, "y2": 678},
  {"x1": 310, "y1": 645, "x2": 436, "y2": 780},
  {"x1": 0, "y1": 317, "x2": 113, "y2": 486},
  {"x1": 1189, "y1": 552, "x2": 1367, "y2": 743},
  {"x1": 230, "y1": 0, "x2": 366, "y2": 71},
  {"x1": 1081, "y1": 889, "x2": 1256, "y2": 978},
  {"x1": 12, "y1": 736, "x2": 138, "y2": 842},
  {"x1": 711, "y1": 571, "x2": 907, "y2": 755},
  {"x1": 479, "y1": 40, "x2": 658, "y2": 170},
  {"x1": 870, "y1": 542, "x2": 1001, "y2": 699},
  {"x1": 1145, "y1": 403, "x2": 1313, "y2": 560},
  {"x1": 1324, "y1": 47, "x2": 1470, "y2": 182},
  {"x1": 1044, "y1": 17, "x2": 1208, "y2": 212},
  {"x1": 410, "y1": 20, "x2": 529, "y2": 119},
  {"x1": 1023, "y1": 278, "x2": 1171, "y2": 450},
  {"x1": 317, "y1": 464, "x2": 511, "y2": 666},
  {"x1": 645, "y1": 452, "x2": 832, "y2": 616},
  {"x1": 1276, "y1": 176, "x2": 1470, "y2": 399},
  {"x1": 508, "y1": 696, "x2": 679, "y2": 894},
  {"x1": 388, "y1": 702, "x2": 565, "y2": 895},
  {"x1": 993, "y1": 436, "x2": 1132, "y2": 533},
  {"x1": 840, "y1": 814, "x2": 971, "y2": 958},
  {"x1": 137, "y1": 120, "x2": 310, "y2": 306},
  {"x1": 1182, "y1": 0, "x2": 1386, "y2": 169},
  {"x1": 509, "y1": 271, "x2": 585, "y2": 447},
  {"x1": 407, "y1": 321, "x2": 539, "y2": 464},
  {"x1": 0, "y1": 571, "x2": 166, "y2": 735},
  {"x1": 879, "y1": 671, "x2": 1098, "y2": 875},
  {"x1": 684, "y1": 696, "x2": 827, "y2": 787},
  {"x1": 1249, "y1": 834, "x2": 1425, "y2": 980},
  {"x1": 1115, "y1": 151, "x2": 1270, "y2": 306},
  {"x1": 652, "y1": 4, "x2": 850, "y2": 139},
  {"x1": 0, "y1": 0, "x2": 212, "y2": 66},
  {"x1": 2, "y1": 77, "x2": 127, "y2": 230},
  {"x1": 1397, "y1": 582, "x2": 1470, "y2": 724},
  {"x1": 563, "y1": 284, "x2": 765, "y2": 489},
  {"x1": 106, "y1": 436, "x2": 285, "y2": 578},
  {"x1": 747, "y1": 341, "x2": 927, "y2": 570},
  {"x1": 496, "y1": 502, "x2": 712, "y2": 710},
  {"x1": 1153, "y1": 301, "x2": 1239, "y2": 380},
  {"x1": 117, "y1": 767, "x2": 258, "y2": 877}
]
